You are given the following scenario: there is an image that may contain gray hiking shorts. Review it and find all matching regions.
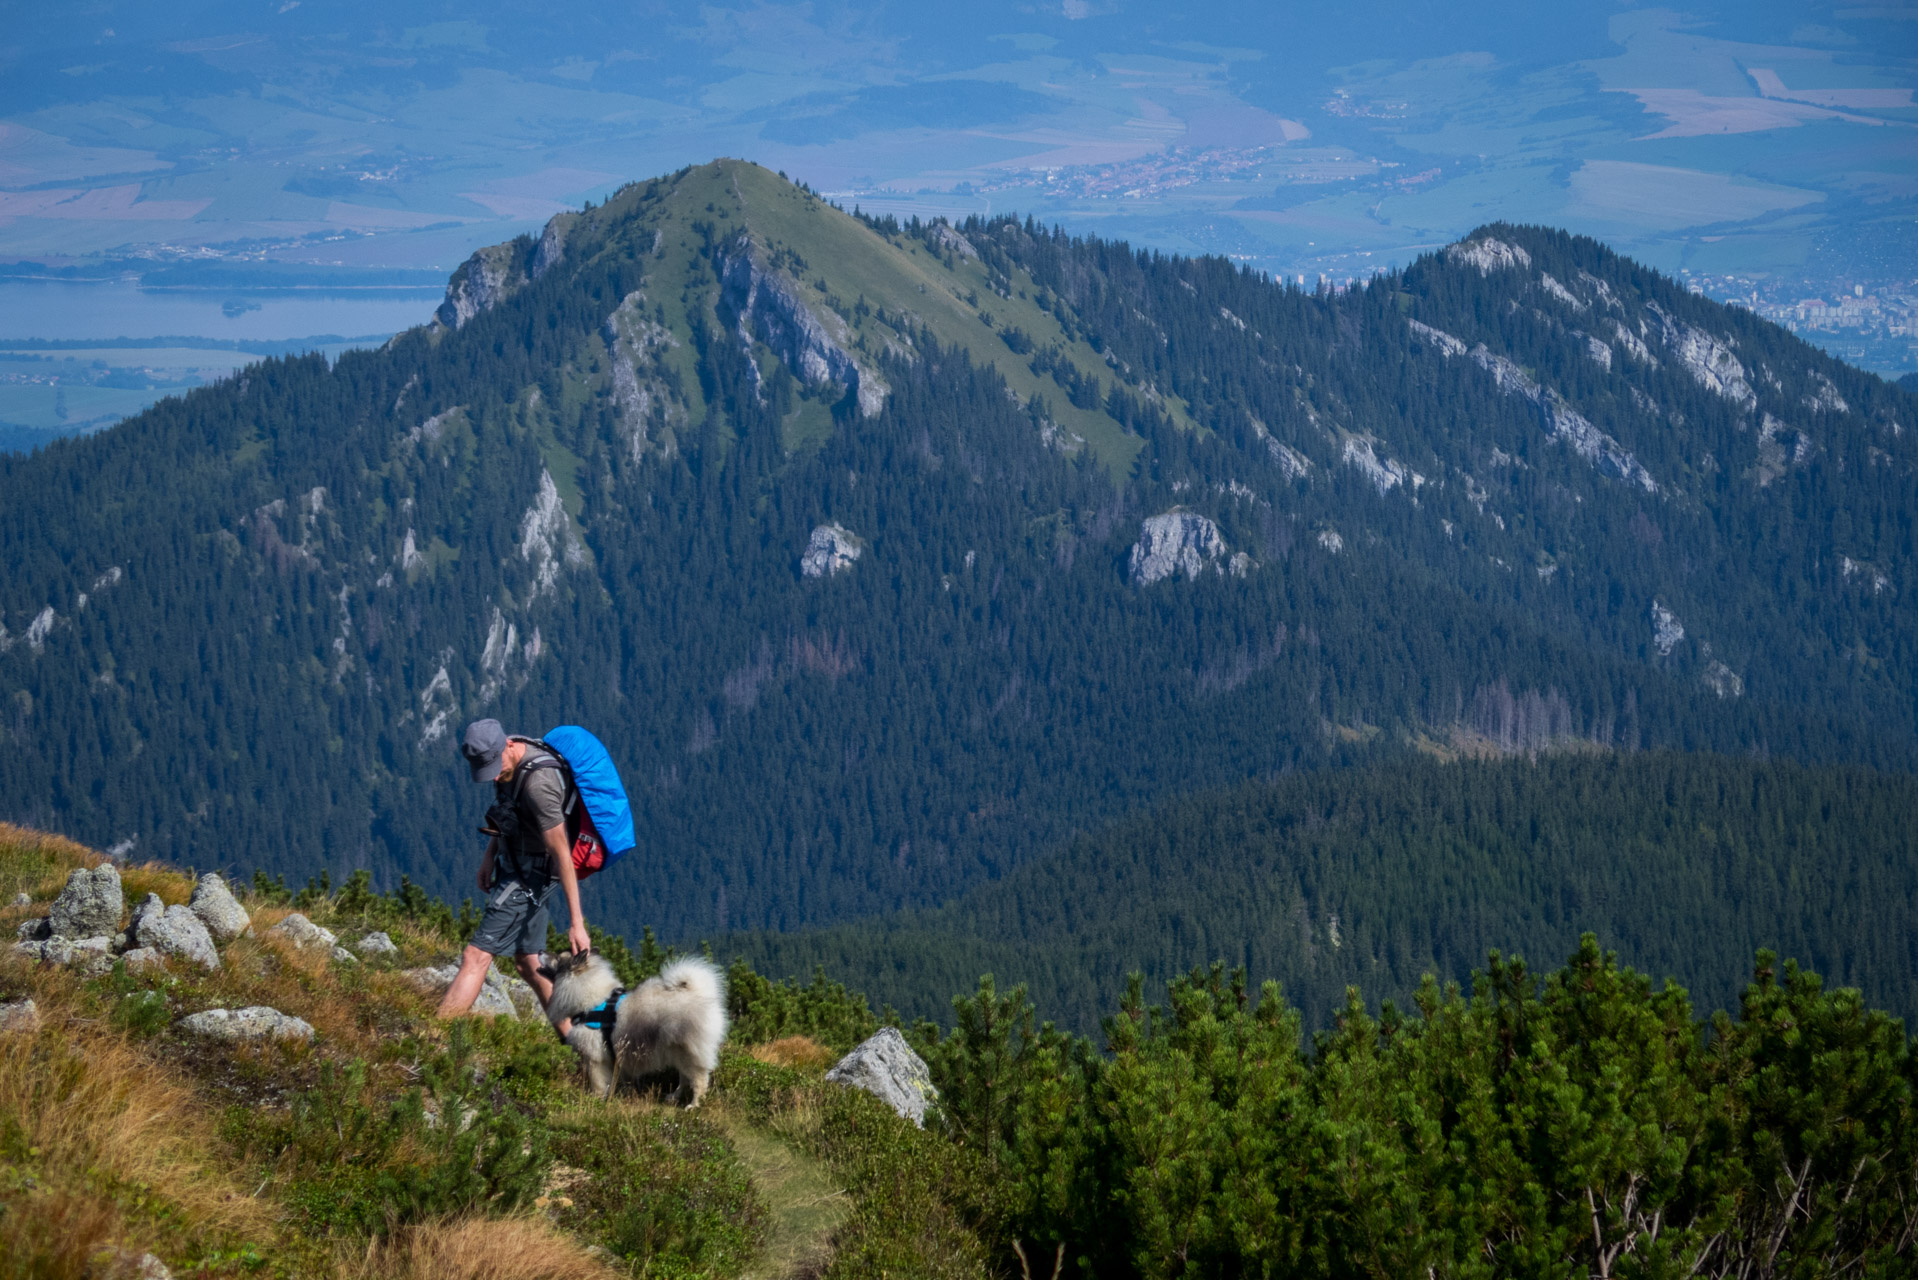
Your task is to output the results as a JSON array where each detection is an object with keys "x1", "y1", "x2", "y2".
[{"x1": 469, "y1": 878, "x2": 554, "y2": 957}]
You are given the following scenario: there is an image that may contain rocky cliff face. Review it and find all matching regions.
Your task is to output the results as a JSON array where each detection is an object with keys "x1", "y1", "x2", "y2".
[
  {"x1": 716, "y1": 237, "x2": 888, "y2": 417},
  {"x1": 1130, "y1": 512, "x2": 1228, "y2": 585}
]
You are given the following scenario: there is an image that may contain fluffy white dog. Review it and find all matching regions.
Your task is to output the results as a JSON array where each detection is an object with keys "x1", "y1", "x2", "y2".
[{"x1": 537, "y1": 950, "x2": 729, "y2": 1105}]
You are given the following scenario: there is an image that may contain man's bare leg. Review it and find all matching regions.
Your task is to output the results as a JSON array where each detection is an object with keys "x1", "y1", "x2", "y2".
[{"x1": 437, "y1": 944, "x2": 497, "y2": 1017}]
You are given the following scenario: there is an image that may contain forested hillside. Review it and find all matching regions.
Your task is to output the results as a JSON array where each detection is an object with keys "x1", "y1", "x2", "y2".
[
  {"x1": 0, "y1": 159, "x2": 1913, "y2": 947},
  {"x1": 737, "y1": 752, "x2": 1918, "y2": 1032}
]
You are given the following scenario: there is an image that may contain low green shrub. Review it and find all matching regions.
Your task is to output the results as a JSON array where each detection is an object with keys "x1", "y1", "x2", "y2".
[
  {"x1": 549, "y1": 1105, "x2": 768, "y2": 1276},
  {"x1": 227, "y1": 1021, "x2": 549, "y2": 1238},
  {"x1": 727, "y1": 963, "x2": 882, "y2": 1053}
]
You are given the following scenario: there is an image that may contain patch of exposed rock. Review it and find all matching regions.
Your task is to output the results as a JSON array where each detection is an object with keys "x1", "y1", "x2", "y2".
[
  {"x1": 605, "y1": 290, "x2": 686, "y2": 460},
  {"x1": 179, "y1": 1006, "x2": 315, "y2": 1042},
  {"x1": 800, "y1": 523, "x2": 864, "y2": 578},
  {"x1": 1446, "y1": 236, "x2": 1532, "y2": 275},
  {"x1": 518, "y1": 468, "x2": 585, "y2": 601},
  {"x1": 929, "y1": 221, "x2": 978, "y2": 259},
  {"x1": 1130, "y1": 512, "x2": 1228, "y2": 585},
  {"x1": 1651, "y1": 600, "x2": 1685, "y2": 656},
  {"x1": 189, "y1": 873, "x2": 250, "y2": 943},
  {"x1": 1702, "y1": 660, "x2": 1744, "y2": 699},
  {"x1": 355, "y1": 930, "x2": 399, "y2": 958},
  {"x1": 716, "y1": 237, "x2": 888, "y2": 416},
  {"x1": 49, "y1": 864, "x2": 122, "y2": 939},
  {"x1": 0, "y1": 998, "x2": 38, "y2": 1032},
  {"x1": 1342, "y1": 435, "x2": 1424, "y2": 497},
  {"x1": 435, "y1": 241, "x2": 528, "y2": 331},
  {"x1": 826, "y1": 1027, "x2": 938, "y2": 1126},
  {"x1": 1650, "y1": 304, "x2": 1754, "y2": 409}
]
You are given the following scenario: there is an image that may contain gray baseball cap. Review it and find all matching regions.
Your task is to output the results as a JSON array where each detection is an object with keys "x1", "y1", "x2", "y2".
[{"x1": 462, "y1": 719, "x2": 508, "y2": 782}]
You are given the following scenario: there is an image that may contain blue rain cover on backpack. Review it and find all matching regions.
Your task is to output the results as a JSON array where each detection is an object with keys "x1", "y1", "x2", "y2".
[{"x1": 542, "y1": 725, "x2": 636, "y2": 863}]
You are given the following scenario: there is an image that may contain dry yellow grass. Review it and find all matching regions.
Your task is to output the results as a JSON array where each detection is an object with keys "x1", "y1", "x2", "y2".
[
  {"x1": 748, "y1": 1036, "x2": 835, "y2": 1070},
  {"x1": 0, "y1": 1009, "x2": 273, "y2": 1274},
  {"x1": 0, "y1": 822, "x2": 99, "y2": 901},
  {"x1": 333, "y1": 1216, "x2": 627, "y2": 1280}
]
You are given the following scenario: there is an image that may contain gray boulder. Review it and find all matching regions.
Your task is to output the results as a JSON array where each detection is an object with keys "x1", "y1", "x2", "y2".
[
  {"x1": 499, "y1": 974, "x2": 543, "y2": 1019},
  {"x1": 13, "y1": 935, "x2": 115, "y2": 976},
  {"x1": 48, "y1": 864, "x2": 123, "y2": 939},
  {"x1": 134, "y1": 904, "x2": 220, "y2": 970},
  {"x1": 15, "y1": 917, "x2": 50, "y2": 941},
  {"x1": 354, "y1": 930, "x2": 399, "y2": 958},
  {"x1": 188, "y1": 874, "x2": 250, "y2": 943},
  {"x1": 265, "y1": 912, "x2": 337, "y2": 951},
  {"x1": 121, "y1": 946, "x2": 168, "y2": 974},
  {"x1": 10, "y1": 891, "x2": 29, "y2": 907},
  {"x1": 128, "y1": 892, "x2": 165, "y2": 936},
  {"x1": 0, "y1": 998, "x2": 39, "y2": 1032},
  {"x1": 332, "y1": 946, "x2": 359, "y2": 965},
  {"x1": 825, "y1": 1028, "x2": 939, "y2": 1127},
  {"x1": 401, "y1": 963, "x2": 518, "y2": 1018},
  {"x1": 179, "y1": 1006, "x2": 315, "y2": 1042}
]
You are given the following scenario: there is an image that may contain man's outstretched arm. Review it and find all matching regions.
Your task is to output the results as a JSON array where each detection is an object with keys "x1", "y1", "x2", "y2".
[{"x1": 543, "y1": 822, "x2": 589, "y2": 954}]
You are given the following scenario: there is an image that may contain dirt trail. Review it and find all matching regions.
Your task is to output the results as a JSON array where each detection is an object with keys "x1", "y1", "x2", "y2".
[{"x1": 719, "y1": 1115, "x2": 848, "y2": 1279}]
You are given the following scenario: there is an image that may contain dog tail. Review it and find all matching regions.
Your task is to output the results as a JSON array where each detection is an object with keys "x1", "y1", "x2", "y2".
[{"x1": 656, "y1": 955, "x2": 727, "y2": 1005}]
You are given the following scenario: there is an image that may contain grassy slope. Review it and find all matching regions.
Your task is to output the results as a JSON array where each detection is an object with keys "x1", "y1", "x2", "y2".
[
  {"x1": 0, "y1": 824, "x2": 987, "y2": 1280},
  {"x1": 585, "y1": 160, "x2": 1160, "y2": 474}
]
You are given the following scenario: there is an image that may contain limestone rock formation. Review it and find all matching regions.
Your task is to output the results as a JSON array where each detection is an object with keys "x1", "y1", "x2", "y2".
[
  {"x1": 800, "y1": 524, "x2": 863, "y2": 579},
  {"x1": 1129, "y1": 512, "x2": 1227, "y2": 585},
  {"x1": 48, "y1": 864, "x2": 122, "y2": 939},
  {"x1": 355, "y1": 931, "x2": 399, "y2": 957},
  {"x1": 401, "y1": 963, "x2": 519, "y2": 1018},
  {"x1": 825, "y1": 1027, "x2": 938, "y2": 1127},
  {"x1": 188, "y1": 873, "x2": 250, "y2": 944},
  {"x1": 13, "y1": 935, "x2": 114, "y2": 975},
  {"x1": 1651, "y1": 601, "x2": 1685, "y2": 657},
  {"x1": 179, "y1": 1006, "x2": 315, "y2": 1042},
  {"x1": 716, "y1": 238, "x2": 888, "y2": 416}
]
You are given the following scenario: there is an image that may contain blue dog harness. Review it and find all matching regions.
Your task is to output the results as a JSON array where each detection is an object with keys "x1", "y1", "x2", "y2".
[{"x1": 572, "y1": 989, "x2": 625, "y2": 1047}]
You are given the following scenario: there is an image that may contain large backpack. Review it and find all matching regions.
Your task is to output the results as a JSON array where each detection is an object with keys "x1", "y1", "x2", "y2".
[{"x1": 512, "y1": 727, "x2": 636, "y2": 880}]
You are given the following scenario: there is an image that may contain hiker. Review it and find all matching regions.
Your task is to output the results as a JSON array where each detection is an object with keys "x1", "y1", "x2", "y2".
[{"x1": 439, "y1": 718, "x2": 593, "y2": 1020}]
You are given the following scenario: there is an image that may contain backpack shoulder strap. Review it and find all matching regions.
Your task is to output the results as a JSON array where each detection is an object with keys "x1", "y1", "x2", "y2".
[{"x1": 510, "y1": 737, "x2": 578, "y2": 818}]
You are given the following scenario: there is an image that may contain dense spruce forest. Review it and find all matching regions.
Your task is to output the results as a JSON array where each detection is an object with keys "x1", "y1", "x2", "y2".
[
  {"x1": 0, "y1": 160, "x2": 1913, "y2": 973},
  {"x1": 738, "y1": 751, "x2": 1918, "y2": 1031}
]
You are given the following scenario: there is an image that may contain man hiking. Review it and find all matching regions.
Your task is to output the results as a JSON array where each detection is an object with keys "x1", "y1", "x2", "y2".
[{"x1": 439, "y1": 718, "x2": 592, "y2": 1020}]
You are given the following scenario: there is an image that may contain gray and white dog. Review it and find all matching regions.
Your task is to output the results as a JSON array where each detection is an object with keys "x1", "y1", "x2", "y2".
[{"x1": 537, "y1": 950, "x2": 729, "y2": 1106}]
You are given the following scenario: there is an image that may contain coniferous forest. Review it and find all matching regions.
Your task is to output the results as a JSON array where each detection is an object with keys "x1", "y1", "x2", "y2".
[{"x1": 1, "y1": 158, "x2": 1914, "y2": 1028}]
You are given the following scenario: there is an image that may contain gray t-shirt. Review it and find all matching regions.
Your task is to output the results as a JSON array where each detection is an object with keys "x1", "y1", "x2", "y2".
[{"x1": 494, "y1": 744, "x2": 569, "y2": 890}]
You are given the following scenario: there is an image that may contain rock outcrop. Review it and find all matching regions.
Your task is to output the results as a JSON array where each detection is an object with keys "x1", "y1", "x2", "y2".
[
  {"x1": 179, "y1": 1006, "x2": 316, "y2": 1042},
  {"x1": 355, "y1": 930, "x2": 399, "y2": 957},
  {"x1": 188, "y1": 873, "x2": 250, "y2": 943},
  {"x1": 133, "y1": 900, "x2": 221, "y2": 970},
  {"x1": 800, "y1": 524, "x2": 863, "y2": 578},
  {"x1": 716, "y1": 238, "x2": 887, "y2": 416},
  {"x1": 826, "y1": 1028, "x2": 938, "y2": 1127},
  {"x1": 604, "y1": 290, "x2": 686, "y2": 461},
  {"x1": 48, "y1": 864, "x2": 122, "y2": 939},
  {"x1": 1651, "y1": 600, "x2": 1685, "y2": 656},
  {"x1": 1130, "y1": 512, "x2": 1227, "y2": 585},
  {"x1": 1650, "y1": 305, "x2": 1755, "y2": 409},
  {"x1": 435, "y1": 241, "x2": 528, "y2": 331},
  {"x1": 1447, "y1": 236, "x2": 1532, "y2": 275},
  {"x1": 0, "y1": 998, "x2": 38, "y2": 1032}
]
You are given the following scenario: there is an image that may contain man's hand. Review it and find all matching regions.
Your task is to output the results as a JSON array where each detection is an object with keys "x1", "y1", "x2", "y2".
[
  {"x1": 543, "y1": 821, "x2": 591, "y2": 957},
  {"x1": 569, "y1": 920, "x2": 591, "y2": 955}
]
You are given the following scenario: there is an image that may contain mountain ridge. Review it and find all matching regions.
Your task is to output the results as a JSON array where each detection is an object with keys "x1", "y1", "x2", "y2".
[{"x1": 0, "y1": 159, "x2": 1913, "y2": 946}]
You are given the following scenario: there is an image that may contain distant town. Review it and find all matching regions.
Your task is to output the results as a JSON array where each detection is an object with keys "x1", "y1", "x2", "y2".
[{"x1": 1685, "y1": 270, "x2": 1918, "y2": 377}]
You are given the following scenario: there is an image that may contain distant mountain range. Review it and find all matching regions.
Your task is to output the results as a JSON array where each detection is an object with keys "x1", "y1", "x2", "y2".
[{"x1": 2, "y1": 160, "x2": 1913, "y2": 978}]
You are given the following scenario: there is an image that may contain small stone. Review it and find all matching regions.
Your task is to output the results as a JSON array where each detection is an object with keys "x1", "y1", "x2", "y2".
[
  {"x1": 48, "y1": 864, "x2": 123, "y2": 939},
  {"x1": 825, "y1": 1028, "x2": 939, "y2": 1127},
  {"x1": 10, "y1": 891, "x2": 29, "y2": 907},
  {"x1": 15, "y1": 917, "x2": 50, "y2": 941},
  {"x1": 265, "y1": 913, "x2": 337, "y2": 951},
  {"x1": 332, "y1": 946, "x2": 359, "y2": 965},
  {"x1": 188, "y1": 873, "x2": 250, "y2": 944},
  {"x1": 178, "y1": 1005, "x2": 315, "y2": 1042},
  {"x1": 0, "y1": 998, "x2": 39, "y2": 1032},
  {"x1": 354, "y1": 930, "x2": 399, "y2": 957},
  {"x1": 112, "y1": 932, "x2": 128, "y2": 952},
  {"x1": 122, "y1": 947, "x2": 168, "y2": 974},
  {"x1": 134, "y1": 904, "x2": 220, "y2": 970},
  {"x1": 472, "y1": 984, "x2": 517, "y2": 1018},
  {"x1": 135, "y1": 1253, "x2": 173, "y2": 1280},
  {"x1": 400, "y1": 963, "x2": 461, "y2": 995}
]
